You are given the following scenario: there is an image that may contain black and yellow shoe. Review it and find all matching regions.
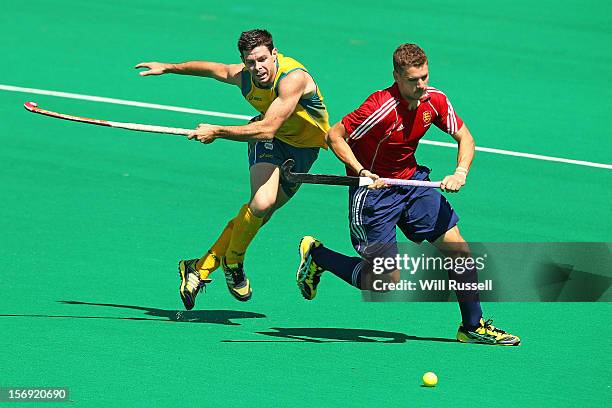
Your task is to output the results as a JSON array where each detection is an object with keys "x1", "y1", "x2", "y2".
[
  {"x1": 178, "y1": 259, "x2": 212, "y2": 311},
  {"x1": 221, "y1": 257, "x2": 252, "y2": 302},
  {"x1": 296, "y1": 236, "x2": 325, "y2": 300},
  {"x1": 457, "y1": 318, "x2": 521, "y2": 346}
]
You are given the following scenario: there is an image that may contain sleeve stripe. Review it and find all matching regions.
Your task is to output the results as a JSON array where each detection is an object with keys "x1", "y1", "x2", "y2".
[
  {"x1": 428, "y1": 87, "x2": 459, "y2": 134},
  {"x1": 350, "y1": 97, "x2": 396, "y2": 139},
  {"x1": 350, "y1": 97, "x2": 396, "y2": 137},
  {"x1": 427, "y1": 100, "x2": 439, "y2": 116},
  {"x1": 351, "y1": 101, "x2": 398, "y2": 140},
  {"x1": 350, "y1": 98, "x2": 399, "y2": 140},
  {"x1": 446, "y1": 97, "x2": 458, "y2": 134}
]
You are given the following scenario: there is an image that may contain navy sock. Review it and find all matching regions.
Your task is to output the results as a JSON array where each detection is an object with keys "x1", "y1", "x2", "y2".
[
  {"x1": 311, "y1": 246, "x2": 365, "y2": 289},
  {"x1": 459, "y1": 301, "x2": 482, "y2": 329},
  {"x1": 448, "y1": 264, "x2": 482, "y2": 328}
]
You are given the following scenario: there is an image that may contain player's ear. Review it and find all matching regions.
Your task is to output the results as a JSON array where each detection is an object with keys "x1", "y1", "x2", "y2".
[
  {"x1": 392, "y1": 70, "x2": 399, "y2": 83},
  {"x1": 272, "y1": 48, "x2": 278, "y2": 58}
]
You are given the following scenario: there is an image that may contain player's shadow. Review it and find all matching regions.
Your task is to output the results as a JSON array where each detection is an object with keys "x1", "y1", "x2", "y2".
[
  {"x1": 224, "y1": 327, "x2": 456, "y2": 343},
  {"x1": 56, "y1": 300, "x2": 266, "y2": 325},
  {"x1": 47, "y1": 300, "x2": 266, "y2": 326}
]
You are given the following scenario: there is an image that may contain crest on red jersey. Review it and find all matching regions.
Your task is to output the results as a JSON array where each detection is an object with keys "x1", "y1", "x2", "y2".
[{"x1": 423, "y1": 111, "x2": 432, "y2": 124}]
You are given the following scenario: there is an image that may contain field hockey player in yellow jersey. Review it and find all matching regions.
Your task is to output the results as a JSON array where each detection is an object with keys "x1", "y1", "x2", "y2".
[{"x1": 135, "y1": 29, "x2": 329, "y2": 309}]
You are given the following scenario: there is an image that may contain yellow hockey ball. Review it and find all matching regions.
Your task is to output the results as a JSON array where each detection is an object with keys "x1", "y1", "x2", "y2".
[{"x1": 422, "y1": 372, "x2": 438, "y2": 387}]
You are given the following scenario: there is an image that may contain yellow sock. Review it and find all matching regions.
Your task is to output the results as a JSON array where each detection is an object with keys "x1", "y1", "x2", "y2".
[
  {"x1": 195, "y1": 208, "x2": 244, "y2": 278},
  {"x1": 225, "y1": 204, "x2": 264, "y2": 264}
]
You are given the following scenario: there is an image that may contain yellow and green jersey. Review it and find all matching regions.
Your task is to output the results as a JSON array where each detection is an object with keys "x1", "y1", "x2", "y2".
[{"x1": 240, "y1": 53, "x2": 329, "y2": 149}]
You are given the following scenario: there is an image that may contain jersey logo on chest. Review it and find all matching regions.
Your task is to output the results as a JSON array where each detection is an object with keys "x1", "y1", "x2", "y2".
[{"x1": 423, "y1": 110, "x2": 432, "y2": 126}]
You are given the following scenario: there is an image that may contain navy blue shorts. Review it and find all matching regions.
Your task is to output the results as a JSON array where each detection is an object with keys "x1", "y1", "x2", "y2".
[
  {"x1": 348, "y1": 166, "x2": 459, "y2": 260},
  {"x1": 248, "y1": 137, "x2": 319, "y2": 197}
]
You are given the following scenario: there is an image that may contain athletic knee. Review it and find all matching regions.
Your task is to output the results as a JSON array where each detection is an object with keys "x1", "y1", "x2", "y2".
[
  {"x1": 249, "y1": 199, "x2": 275, "y2": 218},
  {"x1": 389, "y1": 269, "x2": 401, "y2": 283},
  {"x1": 435, "y1": 227, "x2": 470, "y2": 256}
]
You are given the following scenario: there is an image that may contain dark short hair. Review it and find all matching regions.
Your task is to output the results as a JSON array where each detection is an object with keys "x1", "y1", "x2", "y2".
[
  {"x1": 393, "y1": 44, "x2": 428, "y2": 72},
  {"x1": 237, "y1": 29, "x2": 274, "y2": 55}
]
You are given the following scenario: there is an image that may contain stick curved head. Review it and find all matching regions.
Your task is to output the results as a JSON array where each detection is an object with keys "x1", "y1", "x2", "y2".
[
  {"x1": 24, "y1": 101, "x2": 39, "y2": 111},
  {"x1": 280, "y1": 159, "x2": 296, "y2": 181}
]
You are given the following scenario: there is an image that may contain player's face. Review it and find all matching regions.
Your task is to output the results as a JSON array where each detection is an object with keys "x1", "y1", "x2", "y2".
[
  {"x1": 242, "y1": 46, "x2": 278, "y2": 87},
  {"x1": 394, "y1": 64, "x2": 429, "y2": 101}
]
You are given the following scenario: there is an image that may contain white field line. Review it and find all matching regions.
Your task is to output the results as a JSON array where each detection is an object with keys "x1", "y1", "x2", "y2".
[
  {"x1": 2, "y1": 84, "x2": 611, "y2": 170},
  {"x1": 420, "y1": 140, "x2": 612, "y2": 170},
  {"x1": 0, "y1": 84, "x2": 252, "y2": 121}
]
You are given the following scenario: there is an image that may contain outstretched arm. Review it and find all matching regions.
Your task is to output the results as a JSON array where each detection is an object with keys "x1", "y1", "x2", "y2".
[
  {"x1": 189, "y1": 70, "x2": 309, "y2": 143},
  {"x1": 135, "y1": 61, "x2": 244, "y2": 86},
  {"x1": 440, "y1": 124, "x2": 475, "y2": 192}
]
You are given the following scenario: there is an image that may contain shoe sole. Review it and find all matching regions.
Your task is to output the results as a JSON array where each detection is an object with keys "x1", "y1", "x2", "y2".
[
  {"x1": 296, "y1": 237, "x2": 317, "y2": 300},
  {"x1": 178, "y1": 261, "x2": 195, "y2": 310},
  {"x1": 456, "y1": 331, "x2": 520, "y2": 346},
  {"x1": 178, "y1": 261, "x2": 212, "y2": 310}
]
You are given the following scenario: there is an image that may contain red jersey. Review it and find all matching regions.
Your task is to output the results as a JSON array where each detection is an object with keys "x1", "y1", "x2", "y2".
[{"x1": 341, "y1": 84, "x2": 464, "y2": 179}]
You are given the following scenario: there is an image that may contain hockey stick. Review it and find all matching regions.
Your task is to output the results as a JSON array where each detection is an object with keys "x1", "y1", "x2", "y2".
[
  {"x1": 23, "y1": 102, "x2": 192, "y2": 136},
  {"x1": 280, "y1": 159, "x2": 441, "y2": 188}
]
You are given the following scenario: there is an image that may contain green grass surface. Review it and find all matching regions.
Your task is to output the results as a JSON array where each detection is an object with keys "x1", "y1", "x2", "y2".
[{"x1": 1, "y1": 1, "x2": 611, "y2": 406}]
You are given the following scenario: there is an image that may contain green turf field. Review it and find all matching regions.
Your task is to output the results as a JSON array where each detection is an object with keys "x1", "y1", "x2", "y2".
[{"x1": 1, "y1": 1, "x2": 611, "y2": 406}]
